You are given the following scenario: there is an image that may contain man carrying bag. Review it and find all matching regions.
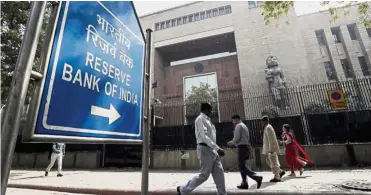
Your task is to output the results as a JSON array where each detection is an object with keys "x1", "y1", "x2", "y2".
[{"x1": 228, "y1": 115, "x2": 263, "y2": 189}]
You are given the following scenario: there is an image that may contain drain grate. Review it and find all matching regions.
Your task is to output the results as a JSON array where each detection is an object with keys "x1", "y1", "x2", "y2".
[{"x1": 342, "y1": 180, "x2": 371, "y2": 191}]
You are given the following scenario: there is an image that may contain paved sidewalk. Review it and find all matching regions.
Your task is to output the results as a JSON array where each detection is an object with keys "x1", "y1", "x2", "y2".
[
  {"x1": 7, "y1": 188, "x2": 92, "y2": 195},
  {"x1": 7, "y1": 169, "x2": 371, "y2": 195}
]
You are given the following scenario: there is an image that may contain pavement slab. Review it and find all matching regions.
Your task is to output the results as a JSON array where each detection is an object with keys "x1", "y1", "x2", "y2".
[
  {"x1": 7, "y1": 188, "x2": 93, "y2": 195},
  {"x1": 7, "y1": 169, "x2": 371, "y2": 195}
]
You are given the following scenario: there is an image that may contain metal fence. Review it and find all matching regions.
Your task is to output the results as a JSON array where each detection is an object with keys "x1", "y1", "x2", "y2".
[{"x1": 152, "y1": 78, "x2": 371, "y2": 150}]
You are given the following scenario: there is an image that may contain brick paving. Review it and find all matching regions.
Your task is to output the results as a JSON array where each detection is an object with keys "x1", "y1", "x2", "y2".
[{"x1": 7, "y1": 169, "x2": 371, "y2": 194}]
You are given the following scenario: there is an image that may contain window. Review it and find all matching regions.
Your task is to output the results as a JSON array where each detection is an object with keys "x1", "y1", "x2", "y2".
[
  {"x1": 177, "y1": 18, "x2": 182, "y2": 25},
  {"x1": 155, "y1": 23, "x2": 160, "y2": 31},
  {"x1": 225, "y1": 5, "x2": 232, "y2": 14},
  {"x1": 331, "y1": 27, "x2": 342, "y2": 43},
  {"x1": 340, "y1": 59, "x2": 354, "y2": 78},
  {"x1": 366, "y1": 28, "x2": 371, "y2": 37},
  {"x1": 206, "y1": 10, "x2": 212, "y2": 18},
  {"x1": 324, "y1": 61, "x2": 337, "y2": 80},
  {"x1": 347, "y1": 24, "x2": 357, "y2": 40},
  {"x1": 257, "y1": 1, "x2": 264, "y2": 7},
  {"x1": 166, "y1": 20, "x2": 170, "y2": 28},
  {"x1": 160, "y1": 22, "x2": 165, "y2": 29},
  {"x1": 194, "y1": 13, "x2": 200, "y2": 21},
  {"x1": 188, "y1": 15, "x2": 193, "y2": 22},
  {"x1": 315, "y1": 29, "x2": 326, "y2": 45},
  {"x1": 183, "y1": 16, "x2": 188, "y2": 24},
  {"x1": 219, "y1": 7, "x2": 225, "y2": 15},
  {"x1": 213, "y1": 9, "x2": 218, "y2": 17},
  {"x1": 200, "y1": 11, "x2": 205, "y2": 20},
  {"x1": 171, "y1": 19, "x2": 176, "y2": 27},
  {"x1": 358, "y1": 56, "x2": 371, "y2": 76},
  {"x1": 248, "y1": 1, "x2": 256, "y2": 8}
]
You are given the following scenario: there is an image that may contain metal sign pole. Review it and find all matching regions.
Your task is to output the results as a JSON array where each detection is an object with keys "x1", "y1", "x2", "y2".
[
  {"x1": 0, "y1": 2, "x2": 46, "y2": 195},
  {"x1": 141, "y1": 28, "x2": 153, "y2": 195}
]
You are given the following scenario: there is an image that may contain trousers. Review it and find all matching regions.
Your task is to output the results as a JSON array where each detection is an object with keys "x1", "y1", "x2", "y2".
[
  {"x1": 180, "y1": 145, "x2": 226, "y2": 195},
  {"x1": 237, "y1": 145, "x2": 259, "y2": 183},
  {"x1": 46, "y1": 153, "x2": 63, "y2": 174},
  {"x1": 266, "y1": 153, "x2": 282, "y2": 180}
]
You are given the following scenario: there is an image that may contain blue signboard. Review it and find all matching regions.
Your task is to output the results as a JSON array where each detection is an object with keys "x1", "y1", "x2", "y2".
[{"x1": 33, "y1": 1, "x2": 145, "y2": 142}]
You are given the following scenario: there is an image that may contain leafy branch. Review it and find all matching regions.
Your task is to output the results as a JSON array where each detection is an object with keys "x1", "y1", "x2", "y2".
[
  {"x1": 261, "y1": 1, "x2": 371, "y2": 28},
  {"x1": 261, "y1": 1, "x2": 293, "y2": 27}
]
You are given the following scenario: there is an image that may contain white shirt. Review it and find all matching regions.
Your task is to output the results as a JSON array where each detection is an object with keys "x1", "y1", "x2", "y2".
[
  {"x1": 195, "y1": 113, "x2": 220, "y2": 151},
  {"x1": 262, "y1": 124, "x2": 280, "y2": 155}
]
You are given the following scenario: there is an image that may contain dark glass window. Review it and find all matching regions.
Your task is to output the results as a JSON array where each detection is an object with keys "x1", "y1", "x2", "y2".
[
  {"x1": 331, "y1": 27, "x2": 342, "y2": 43},
  {"x1": 183, "y1": 16, "x2": 188, "y2": 24},
  {"x1": 219, "y1": 7, "x2": 225, "y2": 15},
  {"x1": 155, "y1": 23, "x2": 160, "y2": 31},
  {"x1": 248, "y1": 1, "x2": 256, "y2": 8},
  {"x1": 340, "y1": 59, "x2": 354, "y2": 78},
  {"x1": 171, "y1": 19, "x2": 176, "y2": 27},
  {"x1": 324, "y1": 61, "x2": 337, "y2": 80},
  {"x1": 206, "y1": 10, "x2": 212, "y2": 18},
  {"x1": 315, "y1": 29, "x2": 326, "y2": 45},
  {"x1": 225, "y1": 5, "x2": 231, "y2": 14},
  {"x1": 188, "y1": 15, "x2": 193, "y2": 22},
  {"x1": 347, "y1": 24, "x2": 357, "y2": 40},
  {"x1": 213, "y1": 9, "x2": 218, "y2": 17},
  {"x1": 200, "y1": 11, "x2": 205, "y2": 20},
  {"x1": 194, "y1": 13, "x2": 200, "y2": 21},
  {"x1": 358, "y1": 56, "x2": 371, "y2": 76},
  {"x1": 166, "y1": 20, "x2": 170, "y2": 28},
  {"x1": 366, "y1": 27, "x2": 371, "y2": 37}
]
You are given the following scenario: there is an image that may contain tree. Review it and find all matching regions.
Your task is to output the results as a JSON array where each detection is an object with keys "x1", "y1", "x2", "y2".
[
  {"x1": 1, "y1": 2, "x2": 51, "y2": 105},
  {"x1": 185, "y1": 83, "x2": 218, "y2": 117},
  {"x1": 261, "y1": 1, "x2": 371, "y2": 28}
]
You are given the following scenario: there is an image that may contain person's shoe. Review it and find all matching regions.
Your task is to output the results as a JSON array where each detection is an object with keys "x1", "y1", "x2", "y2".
[
  {"x1": 288, "y1": 172, "x2": 296, "y2": 177},
  {"x1": 302, "y1": 161, "x2": 307, "y2": 167},
  {"x1": 237, "y1": 182, "x2": 249, "y2": 189},
  {"x1": 177, "y1": 186, "x2": 181, "y2": 195},
  {"x1": 45, "y1": 171, "x2": 48, "y2": 176},
  {"x1": 270, "y1": 178, "x2": 281, "y2": 182},
  {"x1": 57, "y1": 173, "x2": 63, "y2": 177},
  {"x1": 280, "y1": 171, "x2": 286, "y2": 178},
  {"x1": 256, "y1": 176, "x2": 263, "y2": 189},
  {"x1": 300, "y1": 168, "x2": 304, "y2": 176}
]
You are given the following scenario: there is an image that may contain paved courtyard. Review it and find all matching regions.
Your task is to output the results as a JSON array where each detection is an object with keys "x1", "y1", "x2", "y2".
[{"x1": 7, "y1": 169, "x2": 371, "y2": 194}]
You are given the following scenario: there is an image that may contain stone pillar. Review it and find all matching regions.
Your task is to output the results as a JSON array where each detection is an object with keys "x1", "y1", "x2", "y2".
[{"x1": 324, "y1": 28, "x2": 346, "y2": 80}]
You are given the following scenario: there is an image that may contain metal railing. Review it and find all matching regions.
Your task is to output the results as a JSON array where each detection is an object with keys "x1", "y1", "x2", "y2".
[{"x1": 151, "y1": 78, "x2": 371, "y2": 150}]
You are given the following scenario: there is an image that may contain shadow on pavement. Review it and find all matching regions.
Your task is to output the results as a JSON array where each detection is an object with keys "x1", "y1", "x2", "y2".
[
  {"x1": 248, "y1": 175, "x2": 312, "y2": 189},
  {"x1": 281, "y1": 175, "x2": 312, "y2": 181},
  {"x1": 11, "y1": 172, "x2": 82, "y2": 180}
]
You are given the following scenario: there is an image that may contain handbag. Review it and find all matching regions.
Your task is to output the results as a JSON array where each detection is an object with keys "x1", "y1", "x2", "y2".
[{"x1": 247, "y1": 144, "x2": 254, "y2": 160}]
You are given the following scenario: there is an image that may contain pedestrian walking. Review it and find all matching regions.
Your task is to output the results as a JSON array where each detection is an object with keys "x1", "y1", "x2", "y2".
[
  {"x1": 279, "y1": 124, "x2": 313, "y2": 177},
  {"x1": 261, "y1": 116, "x2": 285, "y2": 182},
  {"x1": 177, "y1": 103, "x2": 226, "y2": 195},
  {"x1": 227, "y1": 115, "x2": 263, "y2": 189},
  {"x1": 45, "y1": 143, "x2": 65, "y2": 177}
]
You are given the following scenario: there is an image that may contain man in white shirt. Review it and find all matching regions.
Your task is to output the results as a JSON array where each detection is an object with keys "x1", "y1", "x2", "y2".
[
  {"x1": 261, "y1": 116, "x2": 285, "y2": 182},
  {"x1": 45, "y1": 143, "x2": 65, "y2": 177},
  {"x1": 177, "y1": 103, "x2": 226, "y2": 195}
]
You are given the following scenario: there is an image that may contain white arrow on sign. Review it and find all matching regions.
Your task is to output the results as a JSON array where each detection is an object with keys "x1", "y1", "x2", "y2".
[{"x1": 91, "y1": 104, "x2": 121, "y2": 125}]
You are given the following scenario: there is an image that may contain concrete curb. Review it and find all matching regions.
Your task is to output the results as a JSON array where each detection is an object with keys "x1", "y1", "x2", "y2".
[{"x1": 7, "y1": 184, "x2": 366, "y2": 195}]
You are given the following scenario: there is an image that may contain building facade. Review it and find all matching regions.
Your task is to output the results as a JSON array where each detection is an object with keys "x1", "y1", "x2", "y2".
[{"x1": 139, "y1": 2, "x2": 371, "y2": 125}]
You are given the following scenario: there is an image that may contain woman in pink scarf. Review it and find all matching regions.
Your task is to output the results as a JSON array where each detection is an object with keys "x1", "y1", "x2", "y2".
[{"x1": 280, "y1": 124, "x2": 313, "y2": 176}]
